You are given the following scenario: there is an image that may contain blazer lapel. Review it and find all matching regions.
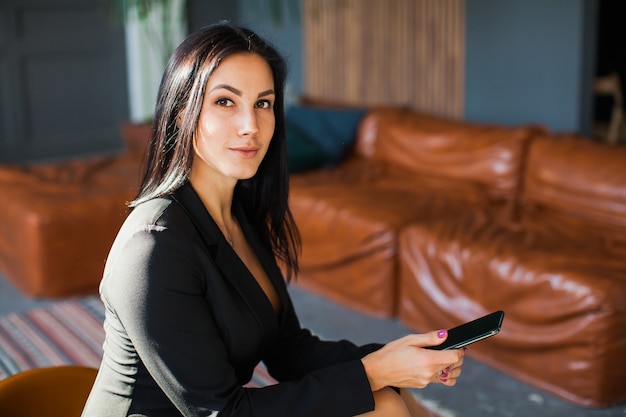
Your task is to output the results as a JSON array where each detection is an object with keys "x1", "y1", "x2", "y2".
[
  {"x1": 233, "y1": 201, "x2": 290, "y2": 313},
  {"x1": 172, "y1": 183, "x2": 280, "y2": 330}
]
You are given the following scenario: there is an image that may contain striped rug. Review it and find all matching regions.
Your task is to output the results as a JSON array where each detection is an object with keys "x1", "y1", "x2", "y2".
[
  {"x1": 0, "y1": 296, "x2": 274, "y2": 387},
  {"x1": 0, "y1": 297, "x2": 104, "y2": 379}
]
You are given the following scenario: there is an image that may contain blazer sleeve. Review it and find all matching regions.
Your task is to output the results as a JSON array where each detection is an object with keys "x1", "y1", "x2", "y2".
[
  {"x1": 102, "y1": 219, "x2": 378, "y2": 417},
  {"x1": 262, "y1": 292, "x2": 384, "y2": 380}
]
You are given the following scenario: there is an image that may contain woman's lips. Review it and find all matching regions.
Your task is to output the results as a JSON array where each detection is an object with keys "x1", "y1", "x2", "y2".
[{"x1": 230, "y1": 147, "x2": 259, "y2": 158}]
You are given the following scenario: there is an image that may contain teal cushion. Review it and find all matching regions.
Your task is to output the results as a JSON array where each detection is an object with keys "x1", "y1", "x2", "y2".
[
  {"x1": 285, "y1": 105, "x2": 366, "y2": 173},
  {"x1": 285, "y1": 121, "x2": 332, "y2": 173}
]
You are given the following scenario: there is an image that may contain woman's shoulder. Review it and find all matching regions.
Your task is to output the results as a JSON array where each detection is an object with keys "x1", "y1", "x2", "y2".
[
  {"x1": 126, "y1": 193, "x2": 196, "y2": 232},
  {"x1": 111, "y1": 195, "x2": 204, "y2": 257},
  {"x1": 102, "y1": 195, "x2": 205, "y2": 289},
  {"x1": 127, "y1": 196, "x2": 174, "y2": 223}
]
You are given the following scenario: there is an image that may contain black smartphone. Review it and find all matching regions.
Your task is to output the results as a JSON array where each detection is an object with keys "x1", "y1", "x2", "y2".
[{"x1": 426, "y1": 310, "x2": 505, "y2": 351}]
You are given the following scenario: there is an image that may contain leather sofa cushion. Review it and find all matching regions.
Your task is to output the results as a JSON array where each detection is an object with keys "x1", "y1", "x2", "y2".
[
  {"x1": 290, "y1": 158, "x2": 502, "y2": 268},
  {"x1": 354, "y1": 109, "x2": 543, "y2": 200},
  {"x1": 523, "y1": 135, "x2": 626, "y2": 228},
  {"x1": 397, "y1": 210, "x2": 626, "y2": 407}
]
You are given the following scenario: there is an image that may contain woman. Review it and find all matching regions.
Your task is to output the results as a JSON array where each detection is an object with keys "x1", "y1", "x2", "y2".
[{"x1": 82, "y1": 22, "x2": 464, "y2": 417}]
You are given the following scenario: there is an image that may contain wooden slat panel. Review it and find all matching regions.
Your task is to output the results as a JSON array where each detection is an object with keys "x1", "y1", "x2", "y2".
[{"x1": 304, "y1": 0, "x2": 465, "y2": 118}]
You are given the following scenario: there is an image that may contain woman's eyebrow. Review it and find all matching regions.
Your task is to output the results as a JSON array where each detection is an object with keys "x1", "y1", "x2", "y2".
[
  {"x1": 258, "y1": 89, "x2": 275, "y2": 98},
  {"x1": 209, "y1": 84, "x2": 241, "y2": 95},
  {"x1": 209, "y1": 84, "x2": 275, "y2": 99}
]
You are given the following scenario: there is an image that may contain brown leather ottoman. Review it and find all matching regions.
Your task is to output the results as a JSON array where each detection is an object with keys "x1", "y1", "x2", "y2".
[{"x1": 0, "y1": 154, "x2": 141, "y2": 297}]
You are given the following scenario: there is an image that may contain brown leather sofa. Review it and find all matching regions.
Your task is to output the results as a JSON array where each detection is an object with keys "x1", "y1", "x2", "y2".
[
  {"x1": 0, "y1": 154, "x2": 141, "y2": 297},
  {"x1": 289, "y1": 107, "x2": 626, "y2": 407}
]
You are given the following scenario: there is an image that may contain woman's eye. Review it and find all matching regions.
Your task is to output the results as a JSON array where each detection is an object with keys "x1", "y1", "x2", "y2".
[
  {"x1": 216, "y1": 98, "x2": 234, "y2": 107},
  {"x1": 256, "y1": 100, "x2": 272, "y2": 109}
]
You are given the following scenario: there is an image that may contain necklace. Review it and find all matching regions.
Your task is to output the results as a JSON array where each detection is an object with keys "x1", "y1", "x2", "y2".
[{"x1": 217, "y1": 222, "x2": 235, "y2": 248}]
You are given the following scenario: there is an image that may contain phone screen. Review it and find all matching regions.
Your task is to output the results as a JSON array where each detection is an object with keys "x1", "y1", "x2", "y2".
[{"x1": 427, "y1": 310, "x2": 504, "y2": 351}]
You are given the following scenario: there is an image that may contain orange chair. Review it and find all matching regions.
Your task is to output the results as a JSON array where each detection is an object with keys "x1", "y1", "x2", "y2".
[{"x1": 0, "y1": 366, "x2": 97, "y2": 416}]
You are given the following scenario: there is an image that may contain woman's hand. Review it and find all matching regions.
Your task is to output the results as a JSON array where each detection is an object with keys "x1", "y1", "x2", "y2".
[{"x1": 361, "y1": 330, "x2": 465, "y2": 392}]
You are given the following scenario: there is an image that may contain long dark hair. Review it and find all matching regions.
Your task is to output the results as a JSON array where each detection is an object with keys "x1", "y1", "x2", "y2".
[{"x1": 130, "y1": 22, "x2": 300, "y2": 280}]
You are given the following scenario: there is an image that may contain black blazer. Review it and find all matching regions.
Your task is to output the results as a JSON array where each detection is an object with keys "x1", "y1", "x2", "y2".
[{"x1": 82, "y1": 182, "x2": 381, "y2": 417}]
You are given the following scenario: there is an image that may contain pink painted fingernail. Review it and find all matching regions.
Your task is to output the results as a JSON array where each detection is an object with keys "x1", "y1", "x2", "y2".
[{"x1": 437, "y1": 329, "x2": 447, "y2": 339}]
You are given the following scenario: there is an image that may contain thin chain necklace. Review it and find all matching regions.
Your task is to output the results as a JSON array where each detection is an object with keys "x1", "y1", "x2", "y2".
[{"x1": 217, "y1": 222, "x2": 235, "y2": 248}]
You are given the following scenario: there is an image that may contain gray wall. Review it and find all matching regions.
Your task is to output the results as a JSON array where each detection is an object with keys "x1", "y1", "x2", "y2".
[
  {"x1": 464, "y1": 0, "x2": 596, "y2": 133},
  {"x1": 236, "y1": 0, "x2": 303, "y2": 107},
  {"x1": 188, "y1": 1, "x2": 238, "y2": 31},
  {"x1": 0, "y1": 0, "x2": 128, "y2": 163}
]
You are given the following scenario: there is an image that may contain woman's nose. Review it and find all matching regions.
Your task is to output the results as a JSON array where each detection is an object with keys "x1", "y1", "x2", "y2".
[{"x1": 238, "y1": 107, "x2": 259, "y2": 136}]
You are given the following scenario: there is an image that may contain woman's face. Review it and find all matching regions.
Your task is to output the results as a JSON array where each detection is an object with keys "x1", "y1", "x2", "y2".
[{"x1": 191, "y1": 52, "x2": 275, "y2": 185}]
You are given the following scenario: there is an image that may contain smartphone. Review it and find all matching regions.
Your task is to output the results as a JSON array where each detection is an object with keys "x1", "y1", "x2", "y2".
[{"x1": 426, "y1": 310, "x2": 505, "y2": 351}]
